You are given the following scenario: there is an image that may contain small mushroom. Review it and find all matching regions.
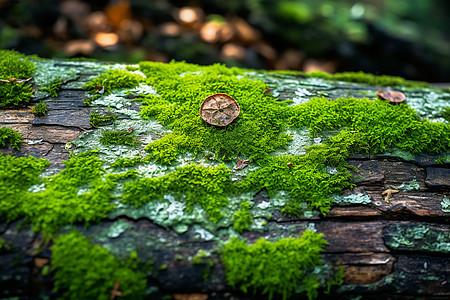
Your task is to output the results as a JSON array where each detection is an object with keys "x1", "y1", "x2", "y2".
[
  {"x1": 200, "y1": 93, "x2": 240, "y2": 127},
  {"x1": 377, "y1": 90, "x2": 406, "y2": 104}
]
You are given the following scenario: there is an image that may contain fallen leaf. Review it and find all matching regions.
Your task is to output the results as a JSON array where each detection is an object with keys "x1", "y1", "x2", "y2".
[{"x1": 233, "y1": 157, "x2": 250, "y2": 170}]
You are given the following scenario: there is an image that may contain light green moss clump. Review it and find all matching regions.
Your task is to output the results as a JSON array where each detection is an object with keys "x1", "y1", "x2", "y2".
[
  {"x1": 89, "y1": 112, "x2": 117, "y2": 128},
  {"x1": 221, "y1": 230, "x2": 342, "y2": 300},
  {"x1": 233, "y1": 202, "x2": 253, "y2": 233},
  {"x1": 138, "y1": 61, "x2": 291, "y2": 164},
  {"x1": 31, "y1": 101, "x2": 47, "y2": 117},
  {"x1": 0, "y1": 153, "x2": 50, "y2": 221},
  {"x1": 100, "y1": 130, "x2": 139, "y2": 146},
  {"x1": 0, "y1": 127, "x2": 23, "y2": 150},
  {"x1": 0, "y1": 50, "x2": 35, "y2": 107},
  {"x1": 84, "y1": 69, "x2": 145, "y2": 96},
  {"x1": 123, "y1": 164, "x2": 232, "y2": 222},
  {"x1": 52, "y1": 230, "x2": 146, "y2": 300},
  {"x1": 40, "y1": 77, "x2": 62, "y2": 97}
]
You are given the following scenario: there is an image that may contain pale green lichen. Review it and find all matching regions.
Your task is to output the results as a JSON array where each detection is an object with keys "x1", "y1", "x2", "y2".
[
  {"x1": 441, "y1": 197, "x2": 450, "y2": 213},
  {"x1": 333, "y1": 193, "x2": 371, "y2": 205}
]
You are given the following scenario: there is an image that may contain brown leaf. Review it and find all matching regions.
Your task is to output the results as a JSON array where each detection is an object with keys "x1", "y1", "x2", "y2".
[
  {"x1": 200, "y1": 93, "x2": 240, "y2": 127},
  {"x1": 377, "y1": 90, "x2": 406, "y2": 103}
]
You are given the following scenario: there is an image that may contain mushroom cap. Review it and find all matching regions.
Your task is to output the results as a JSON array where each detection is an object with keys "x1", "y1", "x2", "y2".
[
  {"x1": 377, "y1": 90, "x2": 406, "y2": 103},
  {"x1": 200, "y1": 93, "x2": 240, "y2": 126}
]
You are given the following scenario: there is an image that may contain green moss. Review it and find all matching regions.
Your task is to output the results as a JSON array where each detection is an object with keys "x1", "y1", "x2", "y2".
[
  {"x1": 0, "y1": 50, "x2": 35, "y2": 107},
  {"x1": 0, "y1": 153, "x2": 50, "y2": 221},
  {"x1": 233, "y1": 202, "x2": 253, "y2": 233},
  {"x1": 40, "y1": 78, "x2": 62, "y2": 97},
  {"x1": 111, "y1": 155, "x2": 144, "y2": 168},
  {"x1": 137, "y1": 61, "x2": 291, "y2": 164},
  {"x1": 89, "y1": 112, "x2": 117, "y2": 128},
  {"x1": 0, "y1": 152, "x2": 124, "y2": 235},
  {"x1": 0, "y1": 50, "x2": 35, "y2": 79},
  {"x1": 52, "y1": 230, "x2": 146, "y2": 299},
  {"x1": 31, "y1": 101, "x2": 47, "y2": 117},
  {"x1": 100, "y1": 130, "x2": 139, "y2": 146},
  {"x1": 289, "y1": 97, "x2": 449, "y2": 154},
  {"x1": 83, "y1": 69, "x2": 145, "y2": 95},
  {"x1": 0, "y1": 127, "x2": 23, "y2": 150},
  {"x1": 123, "y1": 164, "x2": 232, "y2": 222},
  {"x1": 221, "y1": 230, "x2": 342, "y2": 300},
  {"x1": 276, "y1": 70, "x2": 430, "y2": 88},
  {"x1": 442, "y1": 107, "x2": 450, "y2": 122}
]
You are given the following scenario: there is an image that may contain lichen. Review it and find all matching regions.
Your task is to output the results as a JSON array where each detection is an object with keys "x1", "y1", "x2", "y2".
[
  {"x1": 0, "y1": 127, "x2": 23, "y2": 150},
  {"x1": 333, "y1": 193, "x2": 371, "y2": 205},
  {"x1": 441, "y1": 197, "x2": 450, "y2": 213},
  {"x1": 221, "y1": 230, "x2": 342, "y2": 300},
  {"x1": 52, "y1": 230, "x2": 147, "y2": 299}
]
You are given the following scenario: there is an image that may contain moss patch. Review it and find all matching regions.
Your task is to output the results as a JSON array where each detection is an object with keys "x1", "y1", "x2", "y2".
[
  {"x1": 221, "y1": 230, "x2": 342, "y2": 300},
  {"x1": 0, "y1": 50, "x2": 35, "y2": 107},
  {"x1": 100, "y1": 130, "x2": 139, "y2": 146},
  {"x1": 39, "y1": 77, "x2": 62, "y2": 97},
  {"x1": 0, "y1": 153, "x2": 50, "y2": 221},
  {"x1": 31, "y1": 101, "x2": 48, "y2": 117},
  {"x1": 52, "y1": 230, "x2": 147, "y2": 300},
  {"x1": 138, "y1": 61, "x2": 291, "y2": 164},
  {"x1": 232, "y1": 202, "x2": 253, "y2": 233},
  {"x1": 90, "y1": 112, "x2": 117, "y2": 128},
  {"x1": 0, "y1": 127, "x2": 23, "y2": 150},
  {"x1": 123, "y1": 164, "x2": 232, "y2": 222}
]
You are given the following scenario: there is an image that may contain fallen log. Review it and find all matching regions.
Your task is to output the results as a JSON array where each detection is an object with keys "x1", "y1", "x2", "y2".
[{"x1": 0, "y1": 52, "x2": 449, "y2": 299}]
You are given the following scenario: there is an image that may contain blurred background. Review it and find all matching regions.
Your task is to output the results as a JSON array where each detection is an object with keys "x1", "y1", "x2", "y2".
[{"x1": 1, "y1": 0, "x2": 449, "y2": 82}]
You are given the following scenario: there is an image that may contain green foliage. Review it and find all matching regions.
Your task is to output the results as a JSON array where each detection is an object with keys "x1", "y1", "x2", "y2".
[
  {"x1": 40, "y1": 78, "x2": 62, "y2": 97},
  {"x1": 111, "y1": 155, "x2": 145, "y2": 168},
  {"x1": 221, "y1": 230, "x2": 341, "y2": 300},
  {"x1": 289, "y1": 97, "x2": 450, "y2": 154},
  {"x1": 0, "y1": 153, "x2": 50, "y2": 221},
  {"x1": 90, "y1": 112, "x2": 117, "y2": 128},
  {"x1": 31, "y1": 101, "x2": 47, "y2": 117},
  {"x1": 138, "y1": 60, "x2": 292, "y2": 164},
  {"x1": 0, "y1": 50, "x2": 35, "y2": 79},
  {"x1": 233, "y1": 202, "x2": 253, "y2": 233},
  {"x1": 0, "y1": 127, "x2": 23, "y2": 150},
  {"x1": 0, "y1": 50, "x2": 35, "y2": 107},
  {"x1": 0, "y1": 152, "x2": 123, "y2": 234},
  {"x1": 123, "y1": 164, "x2": 232, "y2": 222},
  {"x1": 0, "y1": 82, "x2": 34, "y2": 107},
  {"x1": 83, "y1": 69, "x2": 145, "y2": 95},
  {"x1": 100, "y1": 130, "x2": 139, "y2": 146},
  {"x1": 442, "y1": 107, "x2": 450, "y2": 122},
  {"x1": 52, "y1": 230, "x2": 147, "y2": 300}
]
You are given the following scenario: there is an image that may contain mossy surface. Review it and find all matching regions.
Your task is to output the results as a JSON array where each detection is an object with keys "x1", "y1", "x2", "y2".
[
  {"x1": 0, "y1": 153, "x2": 50, "y2": 221},
  {"x1": 90, "y1": 112, "x2": 117, "y2": 128},
  {"x1": 39, "y1": 77, "x2": 62, "y2": 97},
  {"x1": 123, "y1": 164, "x2": 232, "y2": 222},
  {"x1": 31, "y1": 100, "x2": 47, "y2": 117},
  {"x1": 52, "y1": 230, "x2": 147, "y2": 300},
  {"x1": 0, "y1": 50, "x2": 35, "y2": 106},
  {"x1": 100, "y1": 130, "x2": 139, "y2": 146},
  {"x1": 138, "y1": 61, "x2": 291, "y2": 163},
  {"x1": 232, "y1": 202, "x2": 253, "y2": 233},
  {"x1": 0, "y1": 127, "x2": 23, "y2": 150},
  {"x1": 221, "y1": 230, "x2": 341, "y2": 300}
]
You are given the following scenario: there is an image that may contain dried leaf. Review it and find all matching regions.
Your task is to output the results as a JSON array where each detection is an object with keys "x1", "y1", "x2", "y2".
[
  {"x1": 200, "y1": 93, "x2": 240, "y2": 127},
  {"x1": 233, "y1": 157, "x2": 250, "y2": 170}
]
